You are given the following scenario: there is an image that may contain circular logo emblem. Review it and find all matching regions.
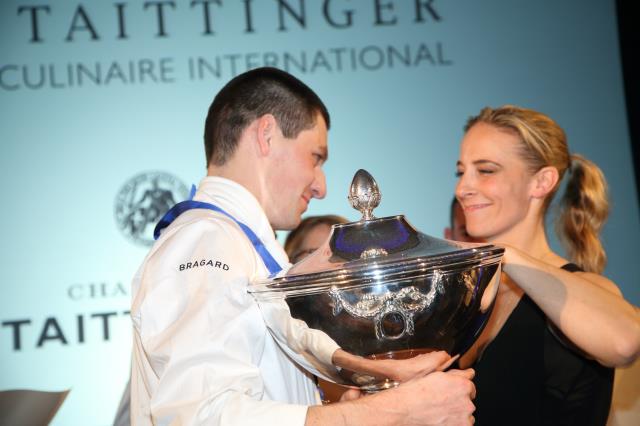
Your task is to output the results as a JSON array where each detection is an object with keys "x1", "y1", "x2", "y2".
[{"x1": 114, "y1": 171, "x2": 189, "y2": 246}]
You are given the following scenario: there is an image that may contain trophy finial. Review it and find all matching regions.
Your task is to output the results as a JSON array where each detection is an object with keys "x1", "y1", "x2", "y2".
[{"x1": 348, "y1": 169, "x2": 381, "y2": 221}]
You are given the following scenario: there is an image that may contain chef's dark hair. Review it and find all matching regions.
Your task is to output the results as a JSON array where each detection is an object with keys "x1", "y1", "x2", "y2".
[{"x1": 204, "y1": 67, "x2": 330, "y2": 167}]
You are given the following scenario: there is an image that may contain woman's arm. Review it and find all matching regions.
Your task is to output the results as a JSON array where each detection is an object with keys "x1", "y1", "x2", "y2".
[
  {"x1": 503, "y1": 245, "x2": 640, "y2": 367},
  {"x1": 331, "y1": 349, "x2": 457, "y2": 383}
]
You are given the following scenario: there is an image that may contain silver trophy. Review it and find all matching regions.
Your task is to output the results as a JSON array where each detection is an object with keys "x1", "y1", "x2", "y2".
[{"x1": 250, "y1": 169, "x2": 503, "y2": 391}]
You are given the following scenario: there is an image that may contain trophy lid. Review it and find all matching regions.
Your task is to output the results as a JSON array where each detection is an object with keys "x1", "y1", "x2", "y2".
[{"x1": 250, "y1": 169, "x2": 503, "y2": 299}]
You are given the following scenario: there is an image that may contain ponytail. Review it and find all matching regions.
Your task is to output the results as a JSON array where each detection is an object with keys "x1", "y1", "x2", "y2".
[{"x1": 556, "y1": 154, "x2": 609, "y2": 273}]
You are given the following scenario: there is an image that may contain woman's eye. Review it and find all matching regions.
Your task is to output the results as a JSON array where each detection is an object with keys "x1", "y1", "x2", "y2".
[
  {"x1": 478, "y1": 169, "x2": 495, "y2": 175},
  {"x1": 292, "y1": 248, "x2": 316, "y2": 263},
  {"x1": 455, "y1": 170, "x2": 463, "y2": 178}
]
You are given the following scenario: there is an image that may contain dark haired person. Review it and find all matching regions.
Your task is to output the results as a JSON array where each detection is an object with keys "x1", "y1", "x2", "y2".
[
  {"x1": 284, "y1": 214, "x2": 348, "y2": 263},
  {"x1": 130, "y1": 68, "x2": 476, "y2": 425},
  {"x1": 444, "y1": 197, "x2": 480, "y2": 243}
]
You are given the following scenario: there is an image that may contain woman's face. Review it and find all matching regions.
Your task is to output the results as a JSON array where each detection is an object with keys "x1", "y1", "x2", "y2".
[
  {"x1": 289, "y1": 223, "x2": 332, "y2": 263},
  {"x1": 455, "y1": 122, "x2": 535, "y2": 242}
]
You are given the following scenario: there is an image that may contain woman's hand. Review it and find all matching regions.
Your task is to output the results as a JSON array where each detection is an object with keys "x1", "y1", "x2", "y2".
[{"x1": 332, "y1": 349, "x2": 456, "y2": 383}]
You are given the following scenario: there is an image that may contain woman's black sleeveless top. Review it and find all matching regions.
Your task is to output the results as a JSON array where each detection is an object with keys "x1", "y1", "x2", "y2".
[{"x1": 472, "y1": 263, "x2": 614, "y2": 426}]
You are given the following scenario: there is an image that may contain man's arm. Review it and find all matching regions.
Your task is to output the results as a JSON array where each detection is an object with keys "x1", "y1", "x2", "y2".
[{"x1": 132, "y1": 218, "x2": 311, "y2": 426}]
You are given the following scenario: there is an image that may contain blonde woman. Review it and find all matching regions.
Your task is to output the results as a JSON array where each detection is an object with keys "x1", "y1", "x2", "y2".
[{"x1": 455, "y1": 106, "x2": 640, "y2": 425}]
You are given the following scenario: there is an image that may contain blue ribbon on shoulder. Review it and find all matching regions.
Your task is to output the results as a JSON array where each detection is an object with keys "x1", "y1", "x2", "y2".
[{"x1": 154, "y1": 185, "x2": 283, "y2": 275}]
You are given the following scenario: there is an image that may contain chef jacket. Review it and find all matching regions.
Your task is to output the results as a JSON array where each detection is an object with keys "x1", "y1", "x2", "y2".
[{"x1": 130, "y1": 176, "x2": 340, "y2": 426}]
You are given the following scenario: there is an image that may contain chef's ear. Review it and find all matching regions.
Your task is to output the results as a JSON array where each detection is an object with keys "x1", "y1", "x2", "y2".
[
  {"x1": 530, "y1": 166, "x2": 559, "y2": 199},
  {"x1": 256, "y1": 114, "x2": 278, "y2": 156}
]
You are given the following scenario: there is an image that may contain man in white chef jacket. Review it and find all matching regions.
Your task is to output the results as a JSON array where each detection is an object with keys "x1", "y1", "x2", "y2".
[{"x1": 130, "y1": 67, "x2": 476, "y2": 426}]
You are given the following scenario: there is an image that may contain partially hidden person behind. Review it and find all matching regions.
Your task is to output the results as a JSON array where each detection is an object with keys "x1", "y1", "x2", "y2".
[
  {"x1": 130, "y1": 67, "x2": 476, "y2": 426},
  {"x1": 285, "y1": 214, "x2": 349, "y2": 264},
  {"x1": 455, "y1": 105, "x2": 640, "y2": 425},
  {"x1": 444, "y1": 197, "x2": 481, "y2": 243}
]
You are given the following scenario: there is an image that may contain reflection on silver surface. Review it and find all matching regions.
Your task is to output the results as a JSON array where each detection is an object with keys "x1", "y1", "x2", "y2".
[{"x1": 250, "y1": 169, "x2": 504, "y2": 390}]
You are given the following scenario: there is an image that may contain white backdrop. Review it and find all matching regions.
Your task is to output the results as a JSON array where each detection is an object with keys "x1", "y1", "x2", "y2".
[{"x1": 1, "y1": 1, "x2": 638, "y2": 424}]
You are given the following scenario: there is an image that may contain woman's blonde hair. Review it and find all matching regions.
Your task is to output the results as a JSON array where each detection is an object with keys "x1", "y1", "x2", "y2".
[{"x1": 465, "y1": 105, "x2": 609, "y2": 273}]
